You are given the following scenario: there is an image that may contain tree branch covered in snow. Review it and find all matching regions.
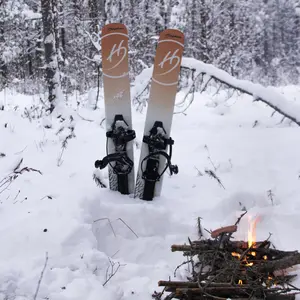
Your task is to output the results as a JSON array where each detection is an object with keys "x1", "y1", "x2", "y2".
[
  {"x1": 181, "y1": 58, "x2": 300, "y2": 126},
  {"x1": 132, "y1": 57, "x2": 300, "y2": 126}
]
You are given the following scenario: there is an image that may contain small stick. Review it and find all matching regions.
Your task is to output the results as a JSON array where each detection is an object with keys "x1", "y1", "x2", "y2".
[
  {"x1": 93, "y1": 217, "x2": 116, "y2": 237},
  {"x1": 116, "y1": 218, "x2": 138, "y2": 238},
  {"x1": 33, "y1": 252, "x2": 49, "y2": 300}
]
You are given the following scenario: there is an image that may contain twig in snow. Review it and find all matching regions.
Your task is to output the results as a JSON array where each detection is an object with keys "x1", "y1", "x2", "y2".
[
  {"x1": 13, "y1": 190, "x2": 21, "y2": 204},
  {"x1": 116, "y1": 218, "x2": 139, "y2": 238},
  {"x1": 110, "y1": 249, "x2": 120, "y2": 258},
  {"x1": 204, "y1": 228, "x2": 212, "y2": 235},
  {"x1": 0, "y1": 164, "x2": 42, "y2": 195},
  {"x1": 93, "y1": 173, "x2": 107, "y2": 188},
  {"x1": 174, "y1": 258, "x2": 193, "y2": 278},
  {"x1": 200, "y1": 76, "x2": 213, "y2": 93},
  {"x1": 14, "y1": 158, "x2": 24, "y2": 172},
  {"x1": 225, "y1": 211, "x2": 248, "y2": 242},
  {"x1": 212, "y1": 82, "x2": 223, "y2": 97},
  {"x1": 205, "y1": 169, "x2": 225, "y2": 189},
  {"x1": 271, "y1": 110, "x2": 277, "y2": 117},
  {"x1": 40, "y1": 195, "x2": 53, "y2": 200},
  {"x1": 33, "y1": 252, "x2": 48, "y2": 300},
  {"x1": 77, "y1": 112, "x2": 93, "y2": 122},
  {"x1": 14, "y1": 146, "x2": 28, "y2": 155},
  {"x1": 204, "y1": 145, "x2": 219, "y2": 172},
  {"x1": 93, "y1": 217, "x2": 116, "y2": 237},
  {"x1": 197, "y1": 217, "x2": 203, "y2": 239},
  {"x1": 174, "y1": 72, "x2": 201, "y2": 114},
  {"x1": 94, "y1": 64, "x2": 101, "y2": 110},
  {"x1": 278, "y1": 116, "x2": 286, "y2": 124},
  {"x1": 57, "y1": 126, "x2": 76, "y2": 167},
  {"x1": 176, "y1": 68, "x2": 198, "y2": 107},
  {"x1": 267, "y1": 189, "x2": 275, "y2": 206},
  {"x1": 100, "y1": 118, "x2": 106, "y2": 128},
  {"x1": 235, "y1": 211, "x2": 248, "y2": 226},
  {"x1": 133, "y1": 81, "x2": 151, "y2": 106},
  {"x1": 20, "y1": 197, "x2": 28, "y2": 203},
  {"x1": 194, "y1": 166, "x2": 203, "y2": 176},
  {"x1": 103, "y1": 257, "x2": 125, "y2": 286}
]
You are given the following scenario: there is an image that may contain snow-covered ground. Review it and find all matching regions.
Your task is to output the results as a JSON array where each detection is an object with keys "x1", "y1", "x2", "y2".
[{"x1": 1, "y1": 84, "x2": 300, "y2": 300}]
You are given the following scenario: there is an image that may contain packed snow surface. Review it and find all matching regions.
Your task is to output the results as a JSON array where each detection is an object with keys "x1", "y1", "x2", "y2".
[{"x1": 1, "y1": 84, "x2": 300, "y2": 300}]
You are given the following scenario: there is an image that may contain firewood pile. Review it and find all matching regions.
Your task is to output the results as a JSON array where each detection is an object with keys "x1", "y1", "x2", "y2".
[{"x1": 153, "y1": 213, "x2": 300, "y2": 300}]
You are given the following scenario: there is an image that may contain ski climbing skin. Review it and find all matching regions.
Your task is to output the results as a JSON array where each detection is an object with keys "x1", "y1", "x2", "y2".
[
  {"x1": 94, "y1": 23, "x2": 135, "y2": 195},
  {"x1": 134, "y1": 29, "x2": 184, "y2": 200}
]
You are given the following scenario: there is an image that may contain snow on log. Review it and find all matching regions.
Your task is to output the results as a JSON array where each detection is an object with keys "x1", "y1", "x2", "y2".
[
  {"x1": 132, "y1": 57, "x2": 300, "y2": 126},
  {"x1": 182, "y1": 57, "x2": 300, "y2": 126}
]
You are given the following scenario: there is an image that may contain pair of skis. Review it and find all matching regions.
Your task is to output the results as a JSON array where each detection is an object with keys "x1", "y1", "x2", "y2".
[{"x1": 94, "y1": 23, "x2": 184, "y2": 201}]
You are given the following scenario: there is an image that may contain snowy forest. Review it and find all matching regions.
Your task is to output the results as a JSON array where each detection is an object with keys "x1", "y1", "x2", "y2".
[
  {"x1": 1, "y1": 0, "x2": 300, "y2": 96},
  {"x1": 3, "y1": 1, "x2": 300, "y2": 299}
]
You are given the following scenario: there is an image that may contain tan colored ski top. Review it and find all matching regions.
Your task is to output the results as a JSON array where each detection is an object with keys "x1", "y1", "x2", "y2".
[
  {"x1": 145, "y1": 29, "x2": 184, "y2": 136},
  {"x1": 101, "y1": 23, "x2": 132, "y2": 128},
  {"x1": 152, "y1": 29, "x2": 184, "y2": 87},
  {"x1": 102, "y1": 24, "x2": 129, "y2": 81}
]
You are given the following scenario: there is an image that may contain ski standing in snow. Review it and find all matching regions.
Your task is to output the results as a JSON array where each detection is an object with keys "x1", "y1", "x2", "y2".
[
  {"x1": 94, "y1": 23, "x2": 135, "y2": 195},
  {"x1": 134, "y1": 29, "x2": 184, "y2": 200}
]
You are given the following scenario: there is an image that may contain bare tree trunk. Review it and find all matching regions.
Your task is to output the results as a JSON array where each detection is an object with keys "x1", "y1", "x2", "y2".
[
  {"x1": 191, "y1": 0, "x2": 197, "y2": 58},
  {"x1": 199, "y1": 0, "x2": 209, "y2": 63},
  {"x1": 0, "y1": 19, "x2": 7, "y2": 88},
  {"x1": 89, "y1": 0, "x2": 99, "y2": 32},
  {"x1": 59, "y1": 0, "x2": 66, "y2": 65},
  {"x1": 100, "y1": 0, "x2": 107, "y2": 25},
  {"x1": 228, "y1": 2, "x2": 236, "y2": 76},
  {"x1": 41, "y1": 0, "x2": 61, "y2": 112}
]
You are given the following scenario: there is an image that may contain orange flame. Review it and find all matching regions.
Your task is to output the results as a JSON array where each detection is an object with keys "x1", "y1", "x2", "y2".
[
  {"x1": 248, "y1": 216, "x2": 260, "y2": 248},
  {"x1": 232, "y1": 252, "x2": 241, "y2": 258}
]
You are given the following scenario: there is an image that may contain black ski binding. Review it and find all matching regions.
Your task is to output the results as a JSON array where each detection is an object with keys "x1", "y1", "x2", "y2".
[
  {"x1": 141, "y1": 121, "x2": 178, "y2": 201},
  {"x1": 95, "y1": 114, "x2": 135, "y2": 195}
]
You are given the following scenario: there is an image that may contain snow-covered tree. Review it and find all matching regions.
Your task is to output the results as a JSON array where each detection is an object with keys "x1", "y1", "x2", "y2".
[
  {"x1": 41, "y1": 0, "x2": 61, "y2": 110},
  {"x1": 1, "y1": 0, "x2": 300, "y2": 93}
]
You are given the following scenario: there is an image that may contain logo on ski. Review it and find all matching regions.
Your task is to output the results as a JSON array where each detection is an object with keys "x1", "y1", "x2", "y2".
[
  {"x1": 157, "y1": 49, "x2": 181, "y2": 76},
  {"x1": 152, "y1": 48, "x2": 182, "y2": 86},
  {"x1": 103, "y1": 38, "x2": 129, "y2": 79},
  {"x1": 107, "y1": 40, "x2": 127, "y2": 70}
]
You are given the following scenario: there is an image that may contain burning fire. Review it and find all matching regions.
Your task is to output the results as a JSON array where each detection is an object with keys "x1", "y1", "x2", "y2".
[
  {"x1": 230, "y1": 215, "x2": 278, "y2": 287},
  {"x1": 247, "y1": 215, "x2": 260, "y2": 248},
  {"x1": 231, "y1": 215, "x2": 261, "y2": 271}
]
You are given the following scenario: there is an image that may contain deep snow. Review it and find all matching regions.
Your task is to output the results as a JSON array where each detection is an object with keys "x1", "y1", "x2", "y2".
[{"x1": 1, "y1": 84, "x2": 300, "y2": 300}]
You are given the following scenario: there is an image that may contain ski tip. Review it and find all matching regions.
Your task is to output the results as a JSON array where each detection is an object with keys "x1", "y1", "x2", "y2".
[
  {"x1": 102, "y1": 23, "x2": 128, "y2": 37},
  {"x1": 159, "y1": 29, "x2": 184, "y2": 45}
]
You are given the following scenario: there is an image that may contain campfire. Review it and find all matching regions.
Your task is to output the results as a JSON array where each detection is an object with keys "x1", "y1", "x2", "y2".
[{"x1": 154, "y1": 212, "x2": 300, "y2": 300}]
